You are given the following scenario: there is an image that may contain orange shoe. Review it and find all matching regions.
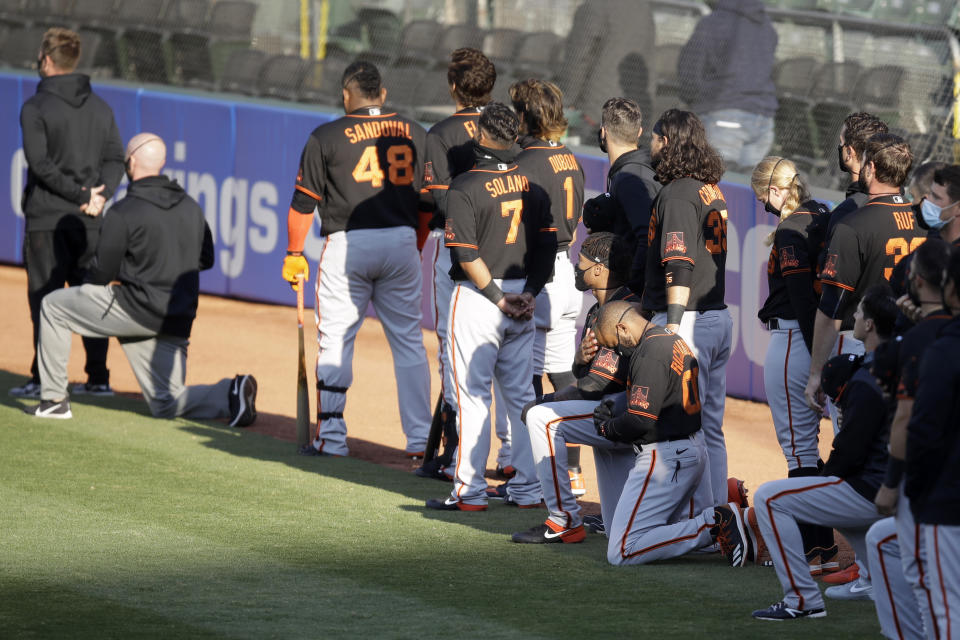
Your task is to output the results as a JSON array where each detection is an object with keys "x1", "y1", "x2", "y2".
[
  {"x1": 744, "y1": 507, "x2": 771, "y2": 565},
  {"x1": 821, "y1": 562, "x2": 859, "y2": 584},
  {"x1": 807, "y1": 544, "x2": 840, "y2": 576},
  {"x1": 512, "y1": 521, "x2": 586, "y2": 544},
  {"x1": 569, "y1": 466, "x2": 586, "y2": 497},
  {"x1": 728, "y1": 477, "x2": 749, "y2": 508}
]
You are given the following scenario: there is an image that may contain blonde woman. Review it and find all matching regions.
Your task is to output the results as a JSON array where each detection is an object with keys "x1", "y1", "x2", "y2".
[{"x1": 752, "y1": 156, "x2": 837, "y2": 571}]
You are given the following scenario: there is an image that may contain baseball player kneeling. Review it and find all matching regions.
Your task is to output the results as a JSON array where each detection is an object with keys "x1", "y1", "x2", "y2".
[{"x1": 572, "y1": 301, "x2": 748, "y2": 565}]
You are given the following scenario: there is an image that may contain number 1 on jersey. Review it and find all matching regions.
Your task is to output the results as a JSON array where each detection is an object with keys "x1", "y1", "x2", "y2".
[{"x1": 501, "y1": 199, "x2": 523, "y2": 244}]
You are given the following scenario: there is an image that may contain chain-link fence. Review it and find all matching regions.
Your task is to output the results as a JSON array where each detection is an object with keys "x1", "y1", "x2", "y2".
[{"x1": 2, "y1": 0, "x2": 958, "y2": 190}]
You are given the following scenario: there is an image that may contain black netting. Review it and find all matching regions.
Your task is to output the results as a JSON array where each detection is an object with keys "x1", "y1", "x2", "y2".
[{"x1": 3, "y1": 0, "x2": 958, "y2": 189}]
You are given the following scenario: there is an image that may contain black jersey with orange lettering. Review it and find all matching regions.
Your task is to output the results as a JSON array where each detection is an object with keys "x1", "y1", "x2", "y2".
[
  {"x1": 758, "y1": 199, "x2": 830, "y2": 351},
  {"x1": 573, "y1": 286, "x2": 636, "y2": 397},
  {"x1": 602, "y1": 324, "x2": 702, "y2": 445},
  {"x1": 515, "y1": 136, "x2": 584, "y2": 251},
  {"x1": 642, "y1": 177, "x2": 728, "y2": 312},
  {"x1": 445, "y1": 151, "x2": 556, "y2": 294},
  {"x1": 896, "y1": 311, "x2": 952, "y2": 400},
  {"x1": 819, "y1": 194, "x2": 926, "y2": 328},
  {"x1": 423, "y1": 107, "x2": 482, "y2": 228},
  {"x1": 290, "y1": 106, "x2": 426, "y2": 234}
]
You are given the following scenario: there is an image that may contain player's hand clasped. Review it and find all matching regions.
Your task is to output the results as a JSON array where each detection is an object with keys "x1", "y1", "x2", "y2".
[
  {"x1": 593, "y1": 399, "x2": 615, "y2": 440},
  {"x1": 804, "y1": 374, "x2": 825, "y2": 415},
  {"x1": 282, "y1": 252, "x2": 309, "y2": 291},
  {"x1": 497, "y1": 292, "x2": 535, "y2": 320},
  {"x1": 80, "y1": 184, "x2": 107, "y2": 217}
]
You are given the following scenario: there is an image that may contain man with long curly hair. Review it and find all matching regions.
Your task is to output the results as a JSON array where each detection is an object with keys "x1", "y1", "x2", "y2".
[{"x1": 641, "y1": 109, "x2": 734, "y2": 508}]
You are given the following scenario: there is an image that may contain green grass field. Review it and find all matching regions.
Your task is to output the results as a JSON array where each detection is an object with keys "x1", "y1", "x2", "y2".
[{"x1": 0, "y1": 370, "x2": 882, "y2": 639}]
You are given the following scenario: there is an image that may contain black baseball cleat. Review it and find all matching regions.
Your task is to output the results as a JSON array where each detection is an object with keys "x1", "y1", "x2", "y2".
[
  {"x1": 23, "y1": 398, "x2": 72, "y2": 419},
  {"x1": 415, "y1": 458, "x2": 453, "y2": 481},
  {"x1": 228, "y1": 374, "x2": 257, "y2": 427},
  {"x1": 298, "y1": 443, "x2": 339, "y2": 457},
  {"x1": 512, "y1": 522, "x2": 585, "y2": 544},
  {"x1": 714, "y1": 502, "x2": 750, "y2": 567},
  {"x1": 752, "y1": 600, "x2": 826, "y2": 621},
  {"x1": 582, "y1": 514, "x2": 606, "y2": 535},
  {"x1": 485, "y1": 482, "x2": 509, "y2": 499}
]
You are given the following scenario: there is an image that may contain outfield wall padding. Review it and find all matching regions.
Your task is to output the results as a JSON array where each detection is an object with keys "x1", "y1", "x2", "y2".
[{"x1": 0, "y1": 72, "x2": 779, "y2": 401}]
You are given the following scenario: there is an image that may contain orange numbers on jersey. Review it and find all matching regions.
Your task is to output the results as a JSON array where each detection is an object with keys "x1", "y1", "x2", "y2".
[
  {"x1": 501, "y1": 199, "x2": 524, "y2": 244},
  {"x1": 705, "y1": 209, "x2": 728, "y2": 255},
  {"x1": 682, "y1": 365, "x2": 701, "y2": 415},
  {"x1": 563, "y1": 176, "x2": 575, "y2": 220},
  {"x1": 351, "y1": 144, "x2": 414, "y2": 188},
  {"x1": 884, "y1": 237, "x2": 926, "y2": 279}
]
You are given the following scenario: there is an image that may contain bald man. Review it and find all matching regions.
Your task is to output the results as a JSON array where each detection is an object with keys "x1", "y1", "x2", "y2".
[
  {"x1": 23, "y1": 133, "x2": 257, "y2": 426},
  {"x1": 590, "y1": 301, "x2": 748, "y2": 566}
]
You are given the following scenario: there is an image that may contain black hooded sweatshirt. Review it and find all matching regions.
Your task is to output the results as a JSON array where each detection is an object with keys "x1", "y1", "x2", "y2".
[
  {"x1": 86, "y1": 176, "x2": 214, "y2": 338},
  {"x1": 20, "y1": 73, "x2": 124, "y2": 232}
]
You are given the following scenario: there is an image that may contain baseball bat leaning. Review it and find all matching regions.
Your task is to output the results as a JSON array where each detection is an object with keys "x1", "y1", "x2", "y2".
[
  {"x1": 295, "y1": 274, "x2": 311, "y2": 449},
  {"x1": 421, "y1": 392, "x2": 444, "y2": 464}
]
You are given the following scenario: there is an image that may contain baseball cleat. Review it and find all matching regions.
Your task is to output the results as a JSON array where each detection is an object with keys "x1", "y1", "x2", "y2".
[
  {"x1": 825, "y1": 576, "x2": 873, "y2": 601},
  {"x1": 495, "y1": 464, "x2": 517, "y2": 480},
  {"x1": 10, "y1": 380, "x2": 42, "y2": 399},
  {"x1": 714, "y1": 503, "x2": 749, "y2": 567},
  {"x1": 298, "y1": 443, "x2": 340, "y2": 457},
  {"x1": 425, "y1": 497, "x2": 487, "y2": 511},
  {"x1": 821, "y1": 562, "x2": 859, "y2": 585},
  {"x1": 807, "y1": 544, "x2": 840, "y2": 576},
  {"x1": 228, "y1": 374, "x2": 257, "y2": 427},
  {"x1": 752, "y1": 600, "x2": 826, "y2": 621},
  {"x1": 71, "y1": 382, "x2": 114, "y2": 396},
  {"x1": 728, "y1": 477, "x2": 749, "y2": 508},
  {"x1": 503, "y1": 495, "x2": 543, "y2": 509},
  {"x1": 415, "y1": 459, "x2": 453, "y2": 481},
  {"x1": 582, "y1": 514, "x2": 605, "y2": 535},
  {"x1": 744, "y1": 507, "x2": 771, "y2": 565},
  {"x1": 569, "y1": 466, "x2": 586, "y2": 497},
  {"x1": 485, "y1": 483, "x2": 509, "y2": 499},
  {"x1": 23, "y1": 399, "x2": 72, "y2": 419},
  {"x1": 512, "y1": 522, "x2": 585, "y2": 544}
]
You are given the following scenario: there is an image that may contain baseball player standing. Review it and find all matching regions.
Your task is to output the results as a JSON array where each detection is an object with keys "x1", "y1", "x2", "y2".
[
  {"x1": 642, "y1": 109, "x2": 733, "y2": 507},
  {"x1": 425, "y1": 103, "x2": 556, "y2": 511},
  {"x1": 509, "y1": 78, "x2": 586, "y2": 493},
  {"x1": 588, "y1": 302, "x2": 748, "y2": 566},
  {"x1": 751, "y1": 285, "x2": 897, "y2": 621},
  {"x1": 805, "y1": 134, "x2": 925, "y2": 421},
  {"x1": 283, "y1": 61, "x2": 432, "y2": 457},
  {"x1": 418, "y1": 48, "x2": 497, "y2": 479},
  {"x1": 751, "y1": 156, "x2": 836, "y2": 569},
  {"x1": 513, "y1": 232, "x2": 637, "y2": 543},
  {"x1": 904, "y1": 246, "x2": 960, "y2": 638}
]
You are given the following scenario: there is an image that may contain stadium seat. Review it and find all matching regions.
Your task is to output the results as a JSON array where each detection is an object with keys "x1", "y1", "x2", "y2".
[
  {"x1": 213, "y1": 47, "x2": 266, "y2": 94},
  {"x1": 0, "y1": 25, "x2": 45, "y2": 70},
  {"x1": 652, "y1": 43, "x2": 682, "y2": 102},
  {"x1": 75, "y1": 29, "x2": 103, "y2": 75},
  {"x1": 0, "y1": 0, "x2": 26, "y2": 28},
  {"x1": 298, "y1": 56, "x2": 348, "y2": 105},
  {"x1": 164, "y1": 0, "x2": 210, "y2": 33},
  {"x1": 854, "y1": 64, "x2": 905, "y2": 109},
  {"x1": 380, "y1": 19, "x2": 440, "y2": 67},
  {"x1": 259, "y1": 54, "x2": 309, "y2": 101},
  {"x1": 72, "y1": 0, "x2": 116, "y2": 29},
  {"x1": 382, "y1": 64, "x2": 426, "y2": 111},
  {"x1": 810, "y1": 61, "x2": 862, "y2": 102},
  {"x1": 483, "y1": 28, "x2": 523, "y2": 73},
  {"x1": 774, "y1": 56, "x2": 821, "y2": 96},
  {"x1": 116, "y1": 2, "x2": 169, "y2": 83},
  {"x1": 432, "y1": 24, "x2": 484, "y2": 66},
  {"x1": 510, "y1": 30, "x2": 559, "y2": 80},
  {"x1": 617, "y1": 51, "x2": 653, "y2": 119},
  {"x1": 206, "y1": 0, "x2": 256, "y2": 40}
]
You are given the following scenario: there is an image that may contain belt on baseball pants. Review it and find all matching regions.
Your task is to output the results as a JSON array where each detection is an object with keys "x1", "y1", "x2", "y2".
[
  {"x1": 632, "y1": 433, "x2": 694, "y2": 454},
  {"x1": 766, "y1": 318, "x2": 800, "y2": 330}
]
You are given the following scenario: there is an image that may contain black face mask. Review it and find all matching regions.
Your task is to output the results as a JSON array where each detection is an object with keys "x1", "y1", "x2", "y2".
[
  {"x1": 597, "y1": 129, "x2": 607, "y2": 154},
  {"x1": 837, "y1": 144, "x2": 846, "y2": 174},
  {"x1": 615, "y1": 332, "x2": 636, "y2": 359},
  {"x1": 764, "y1": 200, "x2": 781, "y2": 217},
  {"x1": 574, "y1": 265, "x2": 590, "y2": 292}
]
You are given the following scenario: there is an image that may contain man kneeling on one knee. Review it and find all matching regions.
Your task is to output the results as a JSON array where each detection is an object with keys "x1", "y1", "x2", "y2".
[
  {"x1": 24, "y1": 133, "x2": 257, "y2": 426},
  {"x1": 517, "y1": 300, "x2": 749, "y2": 566}
]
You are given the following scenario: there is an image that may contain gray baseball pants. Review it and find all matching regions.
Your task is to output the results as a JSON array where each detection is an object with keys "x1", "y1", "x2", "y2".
[
  {"x1": 37, "y1": 284, "x2": 231, "y2": 419},
  {"x1": 653, "y1": 309, "x2": 733, "y2": 505}
]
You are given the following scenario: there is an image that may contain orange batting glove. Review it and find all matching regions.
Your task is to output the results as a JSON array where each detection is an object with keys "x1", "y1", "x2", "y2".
[{"x1": 282, "y1": 251, "x2": 309, "y2": 291}]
